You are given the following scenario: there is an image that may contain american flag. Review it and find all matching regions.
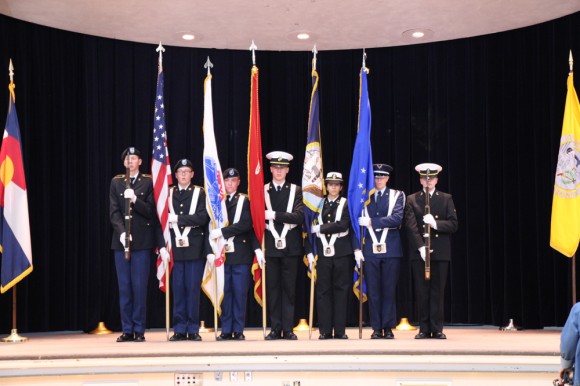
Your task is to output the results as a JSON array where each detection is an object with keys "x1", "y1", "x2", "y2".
[{"x1": 151, "y1": 63, "x2": 173, "y2": 292}]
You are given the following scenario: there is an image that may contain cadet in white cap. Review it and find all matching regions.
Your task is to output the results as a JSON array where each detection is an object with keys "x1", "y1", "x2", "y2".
[
  {"x1": 305, "y1": 171, "x2": 354, "y2": 339},
  {"x1": 263, "y1": 151, "x2": 304, "y2": 340},
  {"x1": 404, "y1": 163, "x2": 458, "y2": 340}
]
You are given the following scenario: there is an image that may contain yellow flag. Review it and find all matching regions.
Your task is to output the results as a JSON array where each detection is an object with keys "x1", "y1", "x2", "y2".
[{"x1": 550, "y1": 73, "x2": 580, "y2": 257}]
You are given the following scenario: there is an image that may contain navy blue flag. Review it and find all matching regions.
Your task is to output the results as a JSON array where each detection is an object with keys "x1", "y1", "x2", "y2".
[{"x1": 348, "y1": 67, "x2": 374, "y2": 302}]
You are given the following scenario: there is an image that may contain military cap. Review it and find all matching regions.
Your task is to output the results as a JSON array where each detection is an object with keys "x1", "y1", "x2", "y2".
[
  {"x1": 266, "y1": 151, "x2": 293, "y2": 167},
  {"x1": 325, "y1": 171, "x2": 343, "y2": 183},
  {"x1": 121, "y1": 147, "x2": 140, "y2": 161},
  {"x1": 223, "y1": 168, "x2": 240, "y2": 179},
  {"x1": 415, "y1": 163, "x2": 442, "y2": 177},
  {"x1": 174, "y1": 158, "x2": 193, "y2": 171},
  {"x1": 373, "y1": 163, "x2": 393, "y2": 176}
]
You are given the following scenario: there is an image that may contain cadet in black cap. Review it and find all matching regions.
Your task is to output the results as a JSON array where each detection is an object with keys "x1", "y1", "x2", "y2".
[
  {"x1": 404, "y1": 163, "x2": 458, "y2": 339},
  {"x1": 165, "y1": 158, "x2": 209, "y2": 342},
  {"x1": 356, "y1": 163, "x2": 405, "y2": 339},
  {"x1": 263, "y1": 151, "x2": 304, "y2": 340},
  {"x1": 305, "y1": 171, "x2": 355, "y2": 339},
  {"x1": 110, "y1": 147, "x2": 168, "y2": 343},
  {"x1": 208, "y1": 167, "x2": 264, "y2": 341}
]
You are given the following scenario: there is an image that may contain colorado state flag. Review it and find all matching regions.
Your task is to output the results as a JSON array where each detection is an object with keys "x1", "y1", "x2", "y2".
[{"x1": 0, "y1": 74, "x2": 33, "y2": 293}]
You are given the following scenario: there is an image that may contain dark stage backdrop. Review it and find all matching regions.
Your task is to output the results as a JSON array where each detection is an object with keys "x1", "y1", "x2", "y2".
[{"x1": 0, "y1": 12, "x2": 579, "y2": 333}]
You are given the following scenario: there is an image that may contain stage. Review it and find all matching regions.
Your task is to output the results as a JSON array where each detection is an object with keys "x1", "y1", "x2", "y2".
[{"x1": 0, "y1": 325, "x2": 562, "y2": 385}]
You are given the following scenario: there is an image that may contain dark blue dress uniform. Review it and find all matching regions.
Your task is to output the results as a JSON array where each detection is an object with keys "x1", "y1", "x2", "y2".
[
  {"x1": 169, "y1": 183, "x2": 209, "y2": 338},
  {"x1": 361, "y1": 188, "x2": 405, "y2": 334},
  {"x1": 110, "y1": 171, "x2": 158, "y2": 339},
  {"x1": 304, "y1": 194, "x2": 354, "y2": 338},
  {"x1": 404, "y1": 187, "x2": 458, "y2": 337},
  {"x1": 219, "y1": 192, "x2": 258, "y2": 337}
]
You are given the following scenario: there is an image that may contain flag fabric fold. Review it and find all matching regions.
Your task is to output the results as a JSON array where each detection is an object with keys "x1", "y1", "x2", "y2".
[
  {"x1": 0, "y1": 81, "x2": 33, "y2": 293},
  {"x1": 347, "y1": 67, "x2": 374, "y2": 302},
  {"x1": 201, "y1": 73, "x2": 226, "y2": 315},
  {"x1": 550, "y1": 72, "x2": 580, "y2": 257},
  {"x1": 152, "y1": 64, "x2": 174, "y2": 292},
  {"x1": 302, "y1": 66, "x2": 324, "y2": 281},
  {"x1": 248, "y1": 66, "x2": 266, "y2": 306}
]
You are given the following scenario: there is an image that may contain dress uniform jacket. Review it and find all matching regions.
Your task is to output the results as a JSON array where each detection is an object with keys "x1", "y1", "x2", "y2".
[
  {"x1": 404, "y1": 189, "x2": 458, "y2": 261},
  {"x1": 304, "y1": 196, "x2": 354, "y2": 257},
  {"x1": 221, "y1": 193, "x2": 256, "y2": 265},
  {"x1": 110, "y1": 173, "x2": 157, "y2": 250},
  {"x1": 264, "y1": 182, "x2": 304, "y2": 256},
  {"x1": 170, "y1": 185, "x2": 209, "y2": 261},
  {"x1": 361, "y1": 189, "x2": 405, "y2": 258}
]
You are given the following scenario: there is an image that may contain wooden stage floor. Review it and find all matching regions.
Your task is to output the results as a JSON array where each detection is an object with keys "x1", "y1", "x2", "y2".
[{"x1": 0, "y1": 325, "x2": 564, "y2": 386}]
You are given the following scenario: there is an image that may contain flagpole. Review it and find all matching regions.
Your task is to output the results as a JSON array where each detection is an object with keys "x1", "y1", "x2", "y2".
[
  {"x1": 165, "y1": 259, "x2": 170, "y2": 340},
  {"x1": 1, "y1": 287, "x2": 27, "y2": 342},
  {"x1": 261, "y1": 240, "x2": 267, "y2": 338}
]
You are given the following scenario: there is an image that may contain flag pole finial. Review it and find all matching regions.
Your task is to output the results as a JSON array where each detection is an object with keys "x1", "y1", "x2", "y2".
[
  {"x1": 249, "y1": 40, "x2": 257, "y2": 66},
  {"x1": 570, "y1": 50, "x2": 574, "y2": 73},
  {"x1": 362, "y1": 49, "x2": 369, "y2": 74},
  {"x1": 8, "y1": 59, "x2": 14, "y2": 83},
  {"x1": 204, "y1": 56, "x2": 213, "y2": 75},
  {"x1": 156, "y1": 42, "x2": 165, "y2": 71},
  {"x1": 312, "y1": 45, "x2": 318, "y2": 71}
]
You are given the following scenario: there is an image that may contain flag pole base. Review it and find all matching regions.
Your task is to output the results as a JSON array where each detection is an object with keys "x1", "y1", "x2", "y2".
[
  {"x1": 199, "y1": 320, "x2": 214, "y2": 333},
  {"x1": 294, "y1": 318, "x2": 316, "y2": 331},
  {"x1": 1, "y1": 329, "x2": 28, "y2": 342},
  {"x1": 89, "y1": 322, "x2": 112, "y2": 335},
  {"x1": 499, "y1": 318, "x2": 522, "y2": 331},
  {"x1": 395, "y1": 317, "x2": 417, "y2": 331}
]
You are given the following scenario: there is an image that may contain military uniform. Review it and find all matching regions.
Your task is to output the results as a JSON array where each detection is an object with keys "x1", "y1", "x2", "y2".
[
  {"x1": 168, "y1": 159, "x2": 209, "y2": 341},
  {"x1": 404, "y1": 163, "x2": 458, "y2": 339}
]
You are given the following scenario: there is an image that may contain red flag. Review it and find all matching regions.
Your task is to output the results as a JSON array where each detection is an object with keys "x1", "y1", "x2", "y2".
[
  {"x1": 248, "y1": 66, "x2": 265, "y2": 306},
  {"x1": 152, "y1": 63, "x2": 173, "y2": 292}
]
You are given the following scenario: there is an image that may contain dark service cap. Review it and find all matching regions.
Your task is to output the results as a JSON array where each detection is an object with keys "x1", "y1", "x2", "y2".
[
  {"x1": 174, "y1": 158, "x2": 193, "y2": 171},
  {"x1": 223, "y1": 168, "x2": 240, "y2": 178},
  {"x1": 373, "y1": 163, "x2": 393, "y2": 176},
  {"x1": 121, "y1": 147, "x2": 140, "y2": 161}
]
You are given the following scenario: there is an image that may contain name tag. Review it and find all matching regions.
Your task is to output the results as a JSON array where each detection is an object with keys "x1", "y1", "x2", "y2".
[
  {"x1": 176, "y1": 238, "x2": 189, "y2": 248},
  {"x1": 323, "y1": 245, "x2": 335, "y2": 257},
  {"x1": 373, "y1": 243, "x2": 387, "y2": 254},
  {"x1": 275, "y1": 238, "x2": 286, "y2": 250},
  {"x1": 224, "y1": 241, "x2": 235, "y2": 253}
]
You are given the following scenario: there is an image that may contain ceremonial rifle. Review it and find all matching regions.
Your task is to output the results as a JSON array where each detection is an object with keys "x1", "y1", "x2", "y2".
[
  {"x1": 124, "y1": 156, "x2": 132, "y2": 260},
  {"x1": 424, "y1": 171, "x2": 431, "y2": 280}
]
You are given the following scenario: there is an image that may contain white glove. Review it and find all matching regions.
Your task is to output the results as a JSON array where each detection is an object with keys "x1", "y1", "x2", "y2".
[
  {"x1": 265, "y1": 210, "x2": 276, "y2": 220},
  {"x1": 168, "y1": 213, "x2": 178, "y2": 224},
  {"x1": 207, "y1": 254, "x2": 216, "y2": 265},
  {"x1": 210, "y1": 228, "x2": 223, "y2": 240},
  {"x1": 423, "y1": 214, "x2": 437, "y2": 229},
  {"x1": 124, "y1": 188, "x2": 137, "y2": 204},
  {"x1": 120, "y1": 232, "x2": 132, "y2": 247},
  {"x1": 255, "y1": 249, "x2": 265, "y2": 269},
  {"x1": 354, "y1": 250, "x2": 364, "y2": 268},
  {"x1": 159, "y1": 247, "x2": 170, "y2": 264},
  {"x1": 311, "y1": 224, "x2": 320, "y2": 234},
  {"x1": 418, "y1": 246, "x2": 426, "y2": 261},
  {"x1": 358, "y1": 217, "x2": 371, "y2": 227},
  {"x1": 307, "y1": 253, "x2": 316, "y2": 268}
]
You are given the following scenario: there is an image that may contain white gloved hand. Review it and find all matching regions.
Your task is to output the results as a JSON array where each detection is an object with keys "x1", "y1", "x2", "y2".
[
  {"x1": 207, "y1": 254, "x2": 216, "y2": 265},
  {"x1": 354, "y1": 250, "x2": 364, "y2": 268},
  {"x1": 124, "y1": 188, "x2": 137, "y2": 204},
  {"x1": 168, "y1": 213, "x2": 178, "y2": 224},
  {"x1": 120, "y1": 232, "x2": 132, "y2": 247},
  {"x1": 423, "y1": 214, "x2": 437, "y2": 229},
  {"x1": 358, "y1": 217, "x2": 371, "y2": 227},
  {"x1": 265, "y1": 210, "x2": 276, "y2": 220},
  {"x1": 418, "y1": 246, "x2": 426, "y2": 261},
  {"x1": 311, "y1": 224, "x2": 320, "y2": 234},
  {"x1": 255, "y1": 249, "x2": 265, "y2": 269},
  {"x1": 307, "y1": 253, "x2": 316, "y2": 268},
  {"x1": 210, "y1": 228, "x2": 223, "y2": 240},
  {"x1": 159, "y1": 247, "x2": 170, "y2": 264}
]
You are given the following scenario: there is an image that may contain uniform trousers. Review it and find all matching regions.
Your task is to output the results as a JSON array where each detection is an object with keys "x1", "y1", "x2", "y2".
[
  {"x1": 316, "y1": 254, "x2": 351, "y2": 335},
  {"x1": 364, "y1": 256, "x2": 400, "y2": 330},
  {"x1": 411, "y1": 260, "x2": 449, "y2": 334},
  {"x1": 172, "y1": 258, "x2": 205, "y2": 334},
  {"x1": 220, "y1": 263, "x2": 252, "y2": 334},
  {"x1": 266, "y1": 255, "x2": 299, "y2": 332},
  {"x1": 114, "y1": 249, "x2": 151, "y2": 334}
]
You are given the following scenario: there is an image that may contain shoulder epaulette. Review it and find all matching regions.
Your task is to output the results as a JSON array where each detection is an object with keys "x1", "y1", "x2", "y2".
[
  {"x1": 141, "y1": 173, "x2": 152, "y2": 178},
  {"x1": 113, "y1": 174, "x2": 125, "y2": 179}
]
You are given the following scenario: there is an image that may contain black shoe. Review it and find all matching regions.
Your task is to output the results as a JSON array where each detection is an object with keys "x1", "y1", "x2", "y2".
[
  {"x1": 414, "y1": 331, "x2": 430, "y2": 339},
  {"x1": 334, "y1": 334, "x2": 349, "y2": 339},
  {"x1": 383, "y1": 329, "x2": 394, "y2": 339},
  {"x1": 134, "y1": 333, "x2": 145, "y2": 342},
  {"x1": 432, "y1": 332, "x2": 446, "y2": 339},
  {"x1": 232, "y1": 332, "x2": 245, "y2": 341},
  {"x1": 265, "y1": 330, "x2": 281, "y2": 340},
  {"x1": 169, "y1": 333, "x2": 188, "y2": 341},
  {"x1": 116, "y1": 333, "x2": 134, "y2": 342},
  {"x1": 370, "y1": 329, "x2": 383, "y2": 339},
  {"x1": 283, "y1": 331, "x2": 298, "y2": 340},
  {"x1": 318, "y1": 333, "x2": 333, "y2": 340},
  {"x1": 217, "y1": 332, "x2": 232, "y2": 341},
  {"x1": 188, "y1": 333, "x2": 202, "y2": 341}
]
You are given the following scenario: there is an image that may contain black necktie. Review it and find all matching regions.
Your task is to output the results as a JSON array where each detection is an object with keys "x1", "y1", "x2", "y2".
[
  {"x1": 227, "y1": 194, "x2": 232, "y2": 202},
  {"x1": 276, "y1": 185, "x2": 281, "y2": 192},
  {"x1": 179, "y1": 189, "x2": 184, "y2": 195},
  {"x1": 130, "y1": 177, "x2": 136, "y2": 186},
  {"x1": 376, "y1": 191, "x2": 382, "y2": 203}
]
